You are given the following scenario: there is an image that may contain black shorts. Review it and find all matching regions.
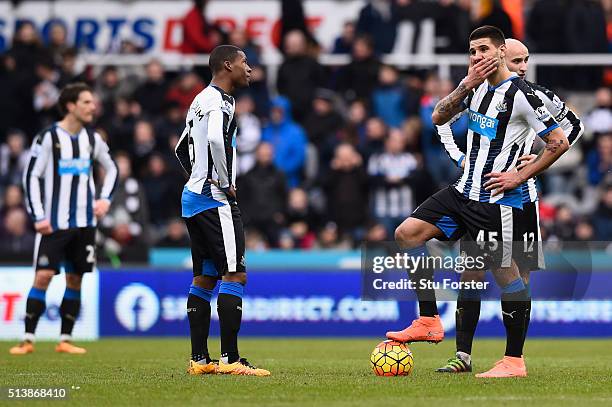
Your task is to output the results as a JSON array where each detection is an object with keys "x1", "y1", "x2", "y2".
[
  {"x1": 35, "y1": 227, "x2": 96, "y2": 274},
  {"x1": 412, "y1": 186, "x2": 515, "y2": 268},
  {"x1": 184, "y1": 203, "x2": 246, "y2": 278},
  {"x1": 513, "y1": 201, "x2": 545, "y2": 271}
]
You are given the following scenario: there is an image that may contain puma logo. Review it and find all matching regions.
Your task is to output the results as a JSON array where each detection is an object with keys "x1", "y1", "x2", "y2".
[
  {"x1": 502, "y1": 310, "x2": 517, "y2": 319},
  {"x1": 186, "y1": 308, "x2": 197, "y2": 313}
]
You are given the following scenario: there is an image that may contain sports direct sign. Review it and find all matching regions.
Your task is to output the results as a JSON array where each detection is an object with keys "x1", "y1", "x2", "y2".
[
  {"x1": 0, "y1": 0, "x2": 364, "y2": 57},
  {"x1": 0, "y1": 268, "x2": 99, "y2": 340}
]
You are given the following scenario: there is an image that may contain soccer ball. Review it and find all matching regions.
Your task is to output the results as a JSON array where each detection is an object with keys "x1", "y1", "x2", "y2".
[{"x1": 370, "y1": 340, "x2": 414, "y2": 376}]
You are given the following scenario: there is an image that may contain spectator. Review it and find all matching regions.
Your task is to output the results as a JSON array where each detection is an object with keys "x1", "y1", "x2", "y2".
[
  {"x1": 303, "y1": 88, "x2": 344, "y2": 150},
  {"x1": 99, "y1": 152, "x2": 151, "y2": 261},
  {"x1": 155, "y1": 101, "x2": 185, "y2": 150},
  {"x1": 566, "y1": 0, "x2": 608, "y2": 89},
  {"x1": 133, "y1": 59, "x2": 169, "y2": 117},
  {"x1": 277, "y1": 30, "x2": 326, "y2": 123},
  {"x1": 574, "y1": 218, "x2": 595, "y2": 242},
  {"x1": 584, "y1": 88, "x2": 612, "y2": 136},
  {"x1": 45, "y1": 21, "x2": 69, "y2": 65},
  {"x1": 420, "y1": 75, "x2": 467, "y2": 185},
  {"x1": 372, "y1": 65, "x2": 409, "y2": 128},
  {"x1": 0, "y1": 130, "x2": 29, "y2": 190},
  {"x1": 131, "y1": 119, "x2": 158, "y2": 177},
  {"x1": 355, "y1": 0, "x2": 397, "y2": 54},
  {"x1": 180, "y1": 0, "x2": 221, "y2": 54},
  {"x1": 314, "y1": 222, "x2": 352, "y2": 249},
  {"x1": 323, "y1": 143, "x2": 369, "y2": 239},
  {"x1": 261, "y1": 96, "x2": 307, "y2": 188},
  {"x1": 336, "y1": 35, "x2": 381, "y2": 102},
  {"x1": 235, "y1": 94, "x2": 262, "y2": 175},
  {"x1": 278, "y1": 0, "x2": 319, "y2": 51},
  {"x1": 332, "y1": 22, "x2": 356, "y2": 54},
  {"x1": 33, "y1": 58, "x2": 61, "y2": 128},
  {"x1": 587, "y1": 133, "x2": 612, "y2": 186},
  {"x1": 0, "y1": 55, "x2": 21, "y2": 139},
  {"x1": 363, "y1": 116, "x2": 388, "y2": 158},
  {"x1": 57, "y1": 48, "x2": 87, "y2": 88},
  {"x1": 0, "y1": 207, "x2": 34, "y2": 259},
  {"x1": 157, "y1": 218, "x2": 190, "y2": 247},
  {"x1": 367, "y1": 129, "x2": 419, "y2": 236},
  {"x1": 96, "y1": 66, "x2": 125, "y2": 116},
  {"x1": 365, "y1": 221, "x2": 388, "y2": 242},
  {"x1": 229, "y1": 28, "x2": 261, "y2": 67},
  {"x1": 474, "y1": 0, "x2": 514, "y2": 39},
  {"x1": 0, "y1": 184, "x2": 29, "y2": 235},
  {"x1": 141, "y1": 153, "x2": 181, "y2": 226},
  {"x1": 237, "y1": 143, "x2": 288, "y2": 247},
  {"x1": 526, "y1": 0, "x2": 570, "y2": 89},
  {"x1": 166, "y1": 71, "x2": 205, "y2": 115},
  {"x1": 100, "y1": 96, "x2": 138, "y2": 152},
  {"x1": 286, "y1": 187, "x2": 320, "y2": 234},
  {"x1": 550, "y1": 204, "x2": 576, "y2": 241},
  {"x1": 593, "y1": 183, "x2": 612, "y2": 240},
  {"x1": 434, "y1": 0, "x2": 471, "y2": 54}
]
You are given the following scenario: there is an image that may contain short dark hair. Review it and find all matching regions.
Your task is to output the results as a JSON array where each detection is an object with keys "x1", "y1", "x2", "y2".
[
  {"x1": 469, "y1": 25, "x2": 505, "y2": 47},
  {"x1": 58, "y1": 82, "x2": 92, "y2": 116},
  {"x1": 209, "y1": 45, "x2": 242, "y2": 73}
]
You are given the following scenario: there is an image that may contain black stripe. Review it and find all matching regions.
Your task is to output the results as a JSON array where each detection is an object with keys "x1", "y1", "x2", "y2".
[
  {"x1": 463, "y1": 89, "x2": 495, "y2": 196},
  {"x1": 479, "y1": 84, "x2": 519, "y2": 201},
  {"x1": 564, "y1": 110, "x2": 582, "y2": 145},
  {"x1": 24, "y1": 134, "x2": 46, "y2": 219},
  {"x1": 501, "y1": 143, "x2": 520, "y2": 172},
  {"x1": 50, "y1": 128, "x2": 61, "y2": 230},
  {"x1": 86, "y1": 129, "x2": 95, "y2": 225},
  {"x1": 68, "y1": 134, "x2": 81, "y2": 228},
  {"x1": 226, "y1": 116, "x2": 237, "y2": 184}
]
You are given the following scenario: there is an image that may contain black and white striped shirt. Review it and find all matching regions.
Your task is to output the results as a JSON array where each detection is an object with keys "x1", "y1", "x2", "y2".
[
  {"x1": 438, "y1": 79, "x2": 583, "y2": 204},
  {"x1": 176, "y1": 85, "x2": 237, "y2": 215},
  {"x1": 23, "y1": 124, "x2": 118, "y2": 230},
  {"x1": 437, "y1": 75, "x2": 559, "y2": 208}
]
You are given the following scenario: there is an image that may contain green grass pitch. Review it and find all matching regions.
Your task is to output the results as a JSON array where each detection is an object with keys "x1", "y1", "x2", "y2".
[{"x1": 2, "y1": 338, "x2": 612, "y2": 406}]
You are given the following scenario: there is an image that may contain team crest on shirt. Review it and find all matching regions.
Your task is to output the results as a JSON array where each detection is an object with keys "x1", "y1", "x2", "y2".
[
  {"x1": 38, "y1": 255, "x2": 49, "y2": 267},
  {"x1": 495, "y1": 100, "x2": 507, "y2": 112},
  {"x1": 535, "y1": 106, "x2": 551, "y2": 122},
  {"x1": 221, "y1": 100, "x2": 233, "y2": 115}
]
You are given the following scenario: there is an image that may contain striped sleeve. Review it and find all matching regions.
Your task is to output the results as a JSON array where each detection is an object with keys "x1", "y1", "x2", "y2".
[
  {"x1": 530, "y1": 82, "x2": 584, "y2": 147},
  {"x1": 23, "y1": 132, "x2": 51, "y2": 221},
  {"x1": 514, "y1": 80, "x2": 559, "y2": 137},
  {"x1": 436, "y1": 110, "x2": 466, "y2": 167},
  {"x1": 93, "y1": 132, "x2": 118, "y2": 200}
]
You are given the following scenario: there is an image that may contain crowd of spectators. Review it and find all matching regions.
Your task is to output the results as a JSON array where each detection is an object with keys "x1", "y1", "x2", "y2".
[{"x1": 0, "y1": 0, "x2": 611, "y2": 262}]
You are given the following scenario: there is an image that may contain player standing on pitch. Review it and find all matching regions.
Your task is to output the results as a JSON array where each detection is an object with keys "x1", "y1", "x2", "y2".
[
  {"x1": 10, "y1": 83, "x2": 118, "y2": 355},
  {"x1": 385, "y1": 26, "x2": 570, "y2": 377},
  {"x1": 175, "y1": 45, "x2": 270, "y2": 376},
  {"x1": 435, "y1": 38, "x2": 584, "y2": 374}
]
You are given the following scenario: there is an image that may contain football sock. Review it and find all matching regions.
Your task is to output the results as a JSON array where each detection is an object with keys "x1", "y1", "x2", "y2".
[
  {"x1": 406, "y1": 246, "x2": 438, "y2": 317},
  {"x1": 501, "y1": 278, "x2": 528, "y2": 357},
  {"x1": 523, "y1": 282, "x2": 532, "y2": 344},
  {"x1": 25, "y1": 287, "x2": 47, "y2": 338},
  {"x1": 455, "y1": 288, "x2": 481, "y2": 355},
  {"x1": 60, "y1": 288, "x2": 81, "y2": 338},
  {"x1": 218, "y1": 282, "x2": 243, "y2": 364},
  {"x1": 187, "y1": 285, "x2": 213, "y2": 363}
]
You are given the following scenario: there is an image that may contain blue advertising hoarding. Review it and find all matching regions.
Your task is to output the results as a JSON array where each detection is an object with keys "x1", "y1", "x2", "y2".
[{"x1": 99, "y1": 269, "x2": 612, "y2": 337}]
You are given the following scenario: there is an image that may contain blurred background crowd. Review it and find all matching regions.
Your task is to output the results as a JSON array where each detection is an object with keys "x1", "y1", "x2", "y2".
[{"x1": 0, "y1": 0, "x2": 611, "y2": 263}]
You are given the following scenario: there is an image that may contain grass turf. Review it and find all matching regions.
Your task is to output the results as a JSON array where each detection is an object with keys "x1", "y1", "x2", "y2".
[{"x1": 2, "y1": 338, "x2": 612, "y2": 407}]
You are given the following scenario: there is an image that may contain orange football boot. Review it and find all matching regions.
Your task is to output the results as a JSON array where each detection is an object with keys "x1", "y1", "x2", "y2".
[
  {"x1": 9, "y1": 341, "x2": 34, "y2": 355},
  {"x1": 386, "y1": 315, "x2": 444, "y2": 343},
  {"x1": 55, "y1": 341, "x2": 87, "y2": 354},
  {"x1": 475, "y1": 356, "x2": 527, "y2": 378}
]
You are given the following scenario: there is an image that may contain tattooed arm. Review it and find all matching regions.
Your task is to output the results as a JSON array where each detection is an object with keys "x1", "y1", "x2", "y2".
[
  {"x1": 483, "y1": 127, "x2": 569, "y2": 196},
  {"x1": 432, "y1": 56, "x2": 499, "y2": 125}
]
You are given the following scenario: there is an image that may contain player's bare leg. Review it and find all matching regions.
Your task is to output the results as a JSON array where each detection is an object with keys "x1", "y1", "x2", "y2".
[
  {"x1": 55, "y1": 272, "x2": 86, "y2": 354},
  {"x1": 9, "y1": 270, "x2": 54, "y2": 355},
  {"x1": 386, "y1": 218, "x2": 445, "y2": 344},
  {"x1": 187, "y1": 273, "x2": 218, "y2": 375},
  {"x1": 477, "y1": 260, "x2": 528, "y2": 377},
  {"x1": 216, "y1": 272, "x2": 270, "y2": 376}
]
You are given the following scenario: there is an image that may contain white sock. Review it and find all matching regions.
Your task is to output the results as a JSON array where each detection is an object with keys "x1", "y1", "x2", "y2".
[
  {"x1": 60, "y1": 334, "x2": 72, "y2": 342},
  {"x1": 220, "y1": 356, "x2": 228, "y2": 364},
  {"x1": 456, "y1": 351, "x2": 471, "y2": 364},
  {"x1": 24, "y1": 333, "x2": 35, "y2": 343}
]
